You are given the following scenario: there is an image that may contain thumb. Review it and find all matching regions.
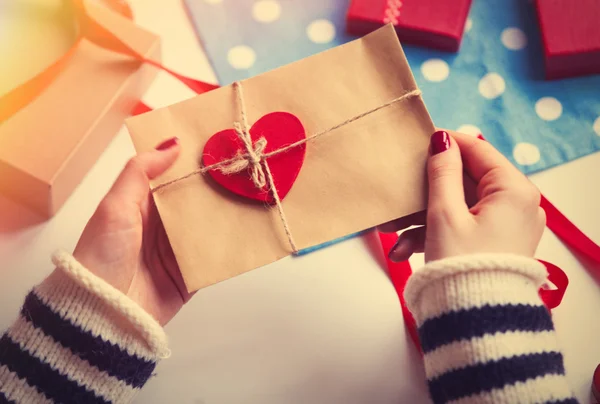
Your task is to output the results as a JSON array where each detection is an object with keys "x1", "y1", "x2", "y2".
[
  {"x1": 427, "y1": 131, "x2": 468, "y2": 213},
  {"x1": 109, "y1": 137, "x2": 180, "y2": 205}
]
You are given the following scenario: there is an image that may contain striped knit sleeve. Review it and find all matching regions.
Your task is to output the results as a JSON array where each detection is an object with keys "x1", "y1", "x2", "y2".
[
  {"x1": 0, "y1": 252, "x2": 169, "y2": 404},
  {"x1": 404, "y1": 254, "x2": 578, "y2": 404}
]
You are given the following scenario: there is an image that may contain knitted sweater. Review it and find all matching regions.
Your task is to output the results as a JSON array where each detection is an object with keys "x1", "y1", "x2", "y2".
[
  {"x1": 0, "y1": 252, "x2": 168, "y2": 404},
  {"x1": 405, "y1": 254, "x2": 577, "y2": 404},
  {"x1": 0, "y1": 253, "x2": 577, "y2": 404}
]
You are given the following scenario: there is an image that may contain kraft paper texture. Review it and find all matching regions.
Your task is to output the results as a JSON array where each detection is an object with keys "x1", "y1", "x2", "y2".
[{"x1": 126, "y1": 25, "x2": 435, "y2": 291}]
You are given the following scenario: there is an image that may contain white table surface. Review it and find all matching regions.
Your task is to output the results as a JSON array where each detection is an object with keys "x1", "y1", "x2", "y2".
[{"x1": 1, "y1": 2, "x2": 599, "y2": 403}]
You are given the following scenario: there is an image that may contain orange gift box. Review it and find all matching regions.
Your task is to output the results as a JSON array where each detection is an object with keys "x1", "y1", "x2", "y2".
[{"x1": 0, "y1": 1, "x2": 160, "y2": 217}]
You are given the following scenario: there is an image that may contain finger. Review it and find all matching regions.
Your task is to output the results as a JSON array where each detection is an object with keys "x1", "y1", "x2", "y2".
[
  {"x1": 449, "y1": 131, "x2": 537, "y2": 203},
  {"x1": 377, "y1": 210, "x2": 426, "y2": 233},
  {"x1": 109, "y1": 137, "x2": 180, "y2": 205},
  {"x1": 447, "y1": 131, "x2": 521, "y2": 184},
  {"x1": 427, "y1": 131, "x2": 469, "y2": 214},
  {"x1": 435, "y1": 129, "x2": 478, "y2": 208},
  {"x1": 388, "y1": 226, "x2": 426, "y2": 263},
  {"x1": 463, "y1": 171, "x2": 479, "y2": 207}
]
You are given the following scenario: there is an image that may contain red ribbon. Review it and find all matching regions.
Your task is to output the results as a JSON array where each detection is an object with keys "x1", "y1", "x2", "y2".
[
  {"x1": 378, "y1": 231, "x2": 421, "y2": 352},
  {"x1": 539, "y1": 260, "x2": 569, "y2": 310},
  {"x1": 541, "y1": 195, "x2": 600, "y2": 268}
]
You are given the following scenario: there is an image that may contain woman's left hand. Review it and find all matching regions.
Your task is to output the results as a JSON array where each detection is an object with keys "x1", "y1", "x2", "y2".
[{"x1": 73, "y1": 137, "x2": 190, "y2": 326}]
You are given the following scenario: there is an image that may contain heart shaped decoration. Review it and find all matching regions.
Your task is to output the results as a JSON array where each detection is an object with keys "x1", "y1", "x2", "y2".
[{"x1": 202, "y1": 112, "x2": 307, "y2": 204}]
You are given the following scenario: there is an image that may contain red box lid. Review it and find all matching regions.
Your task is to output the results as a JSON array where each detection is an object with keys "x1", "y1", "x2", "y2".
[
  {"x1": 536, "y1": 0, "x2": 600, "y2": 56},
  {"x1": 535, "y1": 0, "x2": 600, "y2": 79},
  {"x1": 347, "y1": 0, "x2": 472, "y2": 52}
]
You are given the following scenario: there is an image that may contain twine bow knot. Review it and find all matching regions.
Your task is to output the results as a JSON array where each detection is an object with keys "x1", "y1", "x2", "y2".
[{"x1": 219, "y1": 122, "x2": 268, "y2": 189}]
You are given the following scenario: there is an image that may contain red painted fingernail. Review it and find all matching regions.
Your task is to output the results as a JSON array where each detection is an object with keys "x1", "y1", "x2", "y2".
[
  {"x1": 155, "y1": 137, "x2": 179, "y2": 151},
  {"x1": 593, "y1": 364, "x2": 600, "y2": 401},
  {"x1": 430, "y1": 131, "x2": 450, "y2": 155}
]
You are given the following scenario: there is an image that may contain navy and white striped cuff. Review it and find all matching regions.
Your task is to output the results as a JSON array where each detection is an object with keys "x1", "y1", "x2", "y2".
[
  {"x1": 404, "y1": 254, "x2": 577, "y2": 404},
  {"x1": 0, "y1": 253, "x2": 169, "y2": 403}
]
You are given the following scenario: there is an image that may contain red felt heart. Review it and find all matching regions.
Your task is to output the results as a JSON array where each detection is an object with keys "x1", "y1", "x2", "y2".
[{"x1": 202, "y1": 112, "x2": 306, "y2": 204}]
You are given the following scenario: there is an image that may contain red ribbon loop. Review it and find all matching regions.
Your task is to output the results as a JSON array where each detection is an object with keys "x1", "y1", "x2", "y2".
[{"x1": 539, "y1": 260, "x2": 569, "y2": 310}]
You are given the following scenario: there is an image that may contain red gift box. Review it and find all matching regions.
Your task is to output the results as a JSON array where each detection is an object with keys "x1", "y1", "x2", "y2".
[
  {"x1": 346, "y1": 0, "x2": 472, "y2": 52},
  {"x1": 535, "y1": 0, "x2": 600, "y2": 80}
]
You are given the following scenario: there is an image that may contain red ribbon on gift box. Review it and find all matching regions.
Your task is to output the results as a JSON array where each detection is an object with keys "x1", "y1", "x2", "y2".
[
  {"x1": 346, "y1": 0, "x2": 472, "y2": 52},
  {"x1": 0, "y1": 0, "x2": 218, "y2": 125},
  {"x1": 381, "y1": 0, "x2": 403, "y2": 25}
]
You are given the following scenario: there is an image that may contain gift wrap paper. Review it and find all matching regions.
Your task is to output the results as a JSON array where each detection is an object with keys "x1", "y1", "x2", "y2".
[
  {"x1": 185, "y1": 0, "x2": 600, "y2": 176},
  {"x1": 127, "y1": 26, "x2": 435, "y2": 291}
]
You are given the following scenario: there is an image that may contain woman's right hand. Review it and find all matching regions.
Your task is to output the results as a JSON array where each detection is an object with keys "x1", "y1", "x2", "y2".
[{"x1": 380, "y1": 130, "x2": 546, "y2": 263}]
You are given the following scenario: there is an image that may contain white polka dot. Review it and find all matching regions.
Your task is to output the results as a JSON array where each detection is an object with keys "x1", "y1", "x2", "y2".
[
  {"x1": 227, "y1": 46, "x2": 256, "y2": 70},
  {"x1": 307, "y1": 19, "x2": 336, "y2": 44},
  {"x1": 594, "y1": 116, "x2": 600, "y2": 136},
  {"x1": 421, "y1": 59, "x2": 450, "y2": 82},
  {"x1": 457, "y1": 124, "x2": 482, "y2": 136},
  {"x1": 465, "y1": 18, "x2": 472, "y2": 33},
  {"x1": 203, "y1": 0, "x2": 222, "y2": 4},
  {"x1": 535, "y1": 97, "x2": 563, "y2": 121},
  {"x1": 252, "y1": 0, "x2": 281, "y2": 23},
  {"x1": 478, "y1": 73, "x2": 506, "y2": 99},
  {"x1": 513, "y1": 142, "x2": 541, "y2": 165},
  {"x1": 501, "y1": 27, "x2": 527, "y2": 50}
]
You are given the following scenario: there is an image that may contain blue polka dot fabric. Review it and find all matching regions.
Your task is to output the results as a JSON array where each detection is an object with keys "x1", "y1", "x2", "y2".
[{"x1": 185, "y1": 0, "x2": 600, "y2": 175}]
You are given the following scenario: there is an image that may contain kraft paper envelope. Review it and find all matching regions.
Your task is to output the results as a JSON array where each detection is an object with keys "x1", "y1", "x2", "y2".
[{"x1": 126, "y1": 25, "x2": 435, "y2": 292}]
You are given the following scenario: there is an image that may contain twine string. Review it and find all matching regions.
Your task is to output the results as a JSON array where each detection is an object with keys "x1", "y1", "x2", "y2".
[
  {"x1": 150, "y1": 82, "x2": 423, "y2": 253},
  {"x1": 217, "y1": 81, "x2": 268, "y2": 189},
  {"x1": 218, "y1": 124, "x2": 267, "y2": 188},
  {"x1": 226, "y1": 82, "x2": 298, "y2": 252}
]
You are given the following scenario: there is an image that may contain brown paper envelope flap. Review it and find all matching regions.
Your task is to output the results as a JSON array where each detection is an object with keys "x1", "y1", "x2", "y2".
[
  {"x1": 126, "y1": 25, "x2": 435, "y2": 292},
  {"x1": 0, "y1": 5, "x2": 159, "y2": 182}
]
